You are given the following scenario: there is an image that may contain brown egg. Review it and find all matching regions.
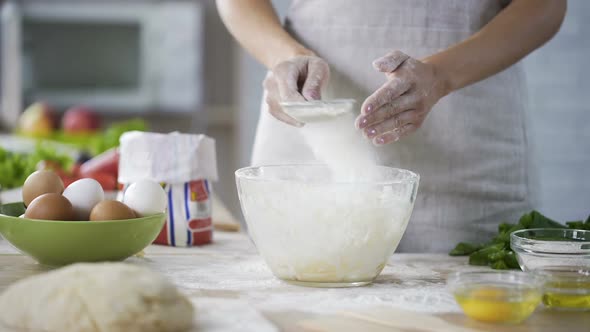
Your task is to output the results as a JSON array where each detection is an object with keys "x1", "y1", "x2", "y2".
[
  {"x1": 22, "y1": 170, "x2": 64, "y2": 207},
  {"x1": 25, "y1": 193, "x2": 76, "y2": 221},
  {"x1": 89, "y1": 200, "x2": 136, "y2": 221}
]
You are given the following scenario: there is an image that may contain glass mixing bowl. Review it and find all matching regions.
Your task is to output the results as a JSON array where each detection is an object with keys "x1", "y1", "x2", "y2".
[
  {"x1": 235, "y1": 164, "x2": 419, "y2": 287},
  {"x1": 510, "y1": 229, "x2": 590, "y2": 271}
]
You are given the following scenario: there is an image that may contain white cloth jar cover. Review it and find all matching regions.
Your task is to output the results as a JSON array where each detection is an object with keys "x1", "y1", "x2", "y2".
[{"x1": 119, "y1": 131, "x2": 218, "y2": 247}]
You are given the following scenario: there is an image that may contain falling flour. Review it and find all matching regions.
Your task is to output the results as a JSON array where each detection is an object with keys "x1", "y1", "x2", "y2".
[{"x1": 299, "y1": 111, "x2": 378, "y2": 181}]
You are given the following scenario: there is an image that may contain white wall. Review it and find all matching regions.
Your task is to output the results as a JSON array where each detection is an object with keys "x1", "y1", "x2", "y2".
[
  {"x1": 522, "y1": 0, "x2": 590, "y2": 221},
  {"x1": 231, "y1": 0, "x2": 589, "y2": 222}
]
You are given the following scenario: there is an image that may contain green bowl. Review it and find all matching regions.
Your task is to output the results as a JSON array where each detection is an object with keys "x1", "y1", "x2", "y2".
[{"x1": 0, "y1": 202, "x2": 165, "y2": 266}]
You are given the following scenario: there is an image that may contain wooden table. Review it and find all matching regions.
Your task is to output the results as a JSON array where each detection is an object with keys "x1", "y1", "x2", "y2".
[{"x1": 0, "y1": 232, "x2": 588, "y2": 331}]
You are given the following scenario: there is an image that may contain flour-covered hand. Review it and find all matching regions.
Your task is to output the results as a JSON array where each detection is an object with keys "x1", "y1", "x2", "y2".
[
  {"x1": 356, "y1": 50, "x2": 450, "y2": 145},
  {"x1": 263, "y1": 55, "x2": 330, "y2": 126}
]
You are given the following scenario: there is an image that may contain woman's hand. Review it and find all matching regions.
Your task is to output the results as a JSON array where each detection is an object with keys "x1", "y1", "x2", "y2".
[
  {"x1": 356, "y1": 51, "x2": 450, "y2": 145},
  {"x1": 263, "y1": 55, "x2": 330, "y2": 126}
]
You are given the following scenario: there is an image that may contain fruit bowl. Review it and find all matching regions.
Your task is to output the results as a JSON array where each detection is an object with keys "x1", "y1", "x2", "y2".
[
  {"x1": 0, "y1": 202, "x2": 165, "y2": 266},
  {"x1": 235, "y1": 164, "x2": 419, "y2": 287}
]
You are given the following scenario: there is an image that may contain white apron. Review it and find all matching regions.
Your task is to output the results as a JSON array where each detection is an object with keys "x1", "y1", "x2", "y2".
[{"x1": 251, "y1": 0, "x2": 537, "y2": 252}]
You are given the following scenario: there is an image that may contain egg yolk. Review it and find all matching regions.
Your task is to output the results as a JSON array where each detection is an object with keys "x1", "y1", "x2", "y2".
[
  {"x1": 455, "y1": 286, "x2": 541, "y2": 324},
  {"x1": 543, "y1": 281, "x2": 590, "y2": 310}
]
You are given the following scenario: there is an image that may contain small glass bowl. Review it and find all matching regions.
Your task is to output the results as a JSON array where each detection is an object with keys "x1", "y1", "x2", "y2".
[
  {"x1": 510, "y1": 228, "x2": 590, "y2": 271},
  {"x1": 534, "y1": 267, "x2": 590, "y2": 311},
  {"x1": 447, "y1": 271, "x2": 544, "y2": 324}
]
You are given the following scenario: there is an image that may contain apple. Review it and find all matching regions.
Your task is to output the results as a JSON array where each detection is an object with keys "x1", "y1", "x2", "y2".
[
  {"x1": 62, "y1": 106, "x2": 101, "y2": 134},
  {"x1": 18, "y1": 102, "x2": 57, "y2": 137}
]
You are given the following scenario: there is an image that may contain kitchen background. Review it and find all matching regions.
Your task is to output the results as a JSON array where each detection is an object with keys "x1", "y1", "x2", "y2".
[{"x1": 0, "y1": 0, "x2": 588, "y2": 224}]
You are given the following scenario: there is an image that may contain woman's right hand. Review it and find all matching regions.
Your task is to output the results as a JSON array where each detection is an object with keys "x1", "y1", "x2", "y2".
[{"x1": 263, "y1": 55, "x2": 330, "y2": 126}]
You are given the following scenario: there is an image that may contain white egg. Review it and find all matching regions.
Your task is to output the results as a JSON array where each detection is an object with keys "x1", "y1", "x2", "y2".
[
  {"x1": 123, "y1": 180, "x2": 167, "y2": 217},
  {"x1": 18, "y1": 214, "x2": 25, "y2": 218},
  {"x1": 63, "y1": 178, "x2": 105, "y2": 220}
]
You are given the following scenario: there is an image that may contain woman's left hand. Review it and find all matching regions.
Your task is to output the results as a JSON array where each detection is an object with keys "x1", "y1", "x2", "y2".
[{"x1": 356, "y1": 50, "x2": 450, "y2": 145}]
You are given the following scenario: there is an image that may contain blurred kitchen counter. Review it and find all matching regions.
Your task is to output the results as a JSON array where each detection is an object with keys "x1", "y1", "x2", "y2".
[
  {"x1": 0, "y1": 127, "x2": 244, "y2": 228},
  {"x1": 0, "y1": 232, "x2": 587, "y2": 332}
]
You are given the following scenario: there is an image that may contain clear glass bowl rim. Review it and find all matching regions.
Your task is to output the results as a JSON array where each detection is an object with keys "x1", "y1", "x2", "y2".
[
  {"x1": 510, "y1": 228, "x2": 590, "y2": 251},
  {"x1": 447, "y1": 270, "x2": 546, "y2": 288},
  {"x1": 235, "y1": 164, "x2": 420, "y2": 186},
  {"x1": 447, "y1": 270, "x2": 545, "y2": 300}
]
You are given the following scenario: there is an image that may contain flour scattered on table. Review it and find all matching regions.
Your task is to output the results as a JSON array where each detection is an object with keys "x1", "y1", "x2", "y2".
[{"x1": 0, "y1": 263, "x2": 194, "y2": 332}]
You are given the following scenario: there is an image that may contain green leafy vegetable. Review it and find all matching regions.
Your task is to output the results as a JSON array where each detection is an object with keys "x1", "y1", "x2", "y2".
[
  {"x1": 491, "y1": 260, "x2": 509, "y2": 270},
  {"x1": 524, "y1": 210, "x2": 565, "y2": 229},
  {"x1": 468, "y1": 243, "x2": 505, "y2": 266},
  {"x1": 449, "y1": 242, "x2": 481, "y2": 256},
  {"x1": 450, "y1": 210, "x2": 590, "y2": 270},
  {"x1": 565, "y1": 215, "x2": 590, "y2": 230},
  {"x1": 39, "y1": 118, "x2": 147, "y2": 156},
  {"x1": 0, "y1": 144, "x2": 73, "y2": 190},
  {"x1": 88, "y1": 118, "x2": 147, "y2": 155},
  {"x1": 1, "y1": 119, "x2": 147, "y2": 191},
  {"x1": 504, "y1": 251, "x2": 520, "y2": 269}
]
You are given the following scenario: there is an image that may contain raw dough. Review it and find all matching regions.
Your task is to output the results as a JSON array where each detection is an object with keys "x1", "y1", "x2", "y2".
[{"x1": 0, "y1": 263, "x2": 194, "y2": 332}]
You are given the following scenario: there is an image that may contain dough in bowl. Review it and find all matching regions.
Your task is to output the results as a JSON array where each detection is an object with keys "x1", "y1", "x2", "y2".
[{"x1": 0, "y1": 263, "x2": 194, "y2": 332}]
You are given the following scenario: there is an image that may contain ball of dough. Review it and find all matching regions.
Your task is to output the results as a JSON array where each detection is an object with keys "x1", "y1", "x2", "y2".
[{"x1": 0, "y1": 263, "x2": 194, "y2": 332}]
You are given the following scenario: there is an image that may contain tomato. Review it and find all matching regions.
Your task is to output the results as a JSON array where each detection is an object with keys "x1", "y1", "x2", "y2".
[
  {"x1": 71, "y1": 163, "x2": 82, "y2": 177},
  {"x1": 80, "y1": 148, "x2": 119, "y2": 178},
  {"x1": 60, "y1": 174, "x2": 78, "y2": 188},
  {"x1": 87, "y1": 172, "x2": 117, "y2": 191}
]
